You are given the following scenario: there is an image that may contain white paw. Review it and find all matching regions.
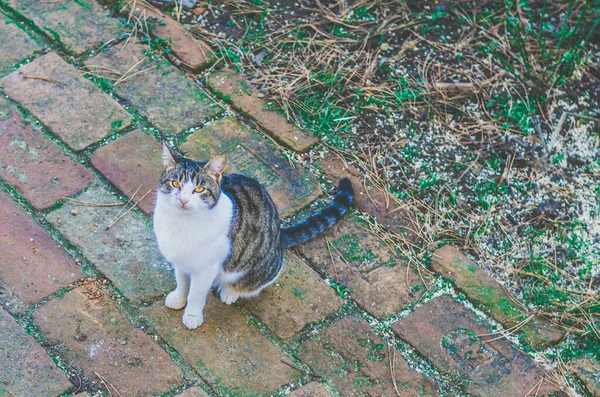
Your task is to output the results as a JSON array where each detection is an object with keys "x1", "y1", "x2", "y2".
[
  {"x1": 165, "y1": 291, "x2": 187, "y2": 310},
  {"x1": 220, "y1": 286, "x2": 240, "y2": 305},
  {"x1": 182, "y1": 312, "x2": 203, "y2": 329}
]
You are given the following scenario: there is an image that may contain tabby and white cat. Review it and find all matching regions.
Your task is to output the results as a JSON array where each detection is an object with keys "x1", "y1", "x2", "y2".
[{"x1": 153, "y1": 144, "x2": 353, "y2": 329}]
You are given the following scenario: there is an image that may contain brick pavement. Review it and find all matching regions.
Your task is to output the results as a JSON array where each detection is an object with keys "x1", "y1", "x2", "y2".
[
  {"x1": 392, "y1": 296, "x2": 562, "y2": 397},
  {"x1": 126, "y1": 2, "x2": 215, "y2": 69},
  {"x1": 84, "y1": 41, "x2": 221, "y2": 136},
  {"x1": 1, "y1": 52, "x2": 132, "y2": 150},
  {"x1": 0, "y1": 16, "x2": 40, "y2": 77},
  {"x1": 0, "y1": 306, "x2": 72, "y2": 396},
  {"x1": 0, "y1": 191, "x2": 82, "y2": 304},
  {"x1": 0, "y1": 2, "x2": 572, "y2": 396}
]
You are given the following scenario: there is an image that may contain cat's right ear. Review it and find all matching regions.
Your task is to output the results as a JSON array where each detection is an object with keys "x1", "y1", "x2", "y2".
[
  {"x1": 162, "y1": 143, "x2": 180, "y2": 172},
  {"x1": 204, "y1": 155, "x2": 227, "y2": 184}
]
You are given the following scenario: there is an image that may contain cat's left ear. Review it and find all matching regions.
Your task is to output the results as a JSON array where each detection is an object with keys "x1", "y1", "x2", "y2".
[
  {"x1": 205, "y1": 155, "x2": 227, "y2": 184},
  {"x1": 162, "y1": 142, "x2": 180, "y2": 171}
]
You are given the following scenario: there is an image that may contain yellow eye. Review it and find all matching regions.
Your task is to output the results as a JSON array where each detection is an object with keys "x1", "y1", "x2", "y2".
[
  {"x1": 194, "y1": 186, "x2": 205, "y2": 193},
  {"x1": 171, "y1": 180, "x2": 181, "y2": 188}
]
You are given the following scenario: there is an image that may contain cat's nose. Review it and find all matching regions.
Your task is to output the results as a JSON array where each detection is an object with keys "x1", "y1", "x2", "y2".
[{"x1": 179, "y1": 198, "x2": 189, "y2": 206}]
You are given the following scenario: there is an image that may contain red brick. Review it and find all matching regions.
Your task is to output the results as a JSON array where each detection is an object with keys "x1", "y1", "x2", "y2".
[
  {"x1": 84, "y1": 42, "x2": 221, "y2": 136},
  {"x1": 297, "y1": 317, "x2": 437, "y2": 396},
  {"x1": 0, "y1": 191, "x2": 82, "y2": 304},
  {"x1": 242, "y1": 252, "x2": 343, "y2": 339},
  {"x1": 299, "y1": 213, "x2": 430, "y2": 319},
  {"x1": 33, "y1": 285, "x2": 183, "y2": 396},
  {"x1": 207, "y1": 69, "x2": 318, "y2": 152},
  {"x1": 431, "y1": 246, "x2": 563, "y2": 349},
  {"x1": 392, "y1": 295, "x2": 563, "y2": 396},
  {"x1": 128, "y1": 3, "x2": 215, "y2": 69},
  {"x1": 0, "y1": 306, "x2": 71, "y2": 396},
  {"x1": 0, "y1": 98, "x2": 94, "y2": 209},
  {"x1": 0, "y1": 17, "x2": 40, "y2": 76},
  {"x1": 145, "y1": 295, "x2": 300, "y2": 395},
  {"x1": 181, "y1": 117, "x2": 321, "y2": 217},
  {"x1": 91, "y1": 130, "x2": 162, "y2": 215},
  {"x1": 6, "y1": 0, "x2": 126, "y2": 54},
  {"x1": 288, "y1": 383, "x2": 331, "y2": 397},
  {"x1": 1, "y1": 52, "x2": 132, "y2": 150},
  {"x1": 45, "y1": 183, "x2": 175, "y2": 303}
]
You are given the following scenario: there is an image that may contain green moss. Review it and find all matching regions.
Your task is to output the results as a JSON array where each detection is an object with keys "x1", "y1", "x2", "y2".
[
  {"x1": 111, "y1": 119, "x2": 123, "y2": 130},
  {"x1": 53, "y1": 287, "x2": 70, "y2": 298},
  {"x1": 292, "y1": 287, "x2": 307, "y2": 300},
  {"x1": 73, "y1": 0, "x2": 92, "y2": 11},
  {"x1": 238, "y1": 79, "x2": 252, "y2": 96},
  {"x1": 473, "y1": 285, "x2": 521, "y2": 319},
  {"x1": 213, "y1": 89, "x2": 231, "y2": 102},
  {"x1": 44, "y1": 27, "x2": 61, "y2": 42},
  {"x1": 331, "y1": 233, "x2": 395, "y2": 273},
  {"x1": 328, "y1": 280, "x2": 352, "y2": 298},
  {"x1": 357, "y1": 338, "x2": 385, "y2": 362},
  {"x1": 352, "y1": 373, "x2": 377, "y2": 387}
]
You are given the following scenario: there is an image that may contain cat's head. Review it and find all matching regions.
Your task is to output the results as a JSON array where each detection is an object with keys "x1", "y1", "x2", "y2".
[{"x1": 157, "y1": 143, "x2": 227, "y2": 213}]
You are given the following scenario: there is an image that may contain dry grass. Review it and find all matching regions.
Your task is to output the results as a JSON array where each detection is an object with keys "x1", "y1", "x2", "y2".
[
  {"x1": 186, "y1": 0, "x2": 600, "y2": 329},
  {"x1": 190, "y1": 0, "x2": 425, "y2": 123}
]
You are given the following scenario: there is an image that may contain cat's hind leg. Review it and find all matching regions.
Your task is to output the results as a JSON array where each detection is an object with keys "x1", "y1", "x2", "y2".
[
  {"x1": 219, "y1": 282, "x2": 272, "y2": 305},
  {"x1": 219, "y1": 285, "x2": 240, "y2": 305},
  {"x1": 214, "y1": 270, "x2": 246, "y2": 305},
  {"x1": 219, "y1": 261, "x2": 285, "y2": 304}
]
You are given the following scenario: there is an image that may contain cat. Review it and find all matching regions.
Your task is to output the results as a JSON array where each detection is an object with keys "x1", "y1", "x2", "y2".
[{"x1": 153, "y1": 143, "x2": 353, "y2": 329}]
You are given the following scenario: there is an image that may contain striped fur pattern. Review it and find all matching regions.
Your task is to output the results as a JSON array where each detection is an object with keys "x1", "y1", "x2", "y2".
[
  {"x1": 220, "y1": 173, "x2": 283, "y2": 291},
  {"x1": 281, "y1": 178, "x2": 354, "y2": 248},
  {"x1": 154, "y1": 144, "x2": 352, "y2": 329}
]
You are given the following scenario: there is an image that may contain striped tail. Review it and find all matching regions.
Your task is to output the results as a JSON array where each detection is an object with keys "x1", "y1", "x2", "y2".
[{"x1": 281, "y1": 178, "x2": 354, "y2": 248}]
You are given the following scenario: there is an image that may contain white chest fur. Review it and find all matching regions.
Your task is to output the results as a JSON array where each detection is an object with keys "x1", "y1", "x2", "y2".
[{"x1": 153, "y1": 192, "x2": 234, "y2": 274}]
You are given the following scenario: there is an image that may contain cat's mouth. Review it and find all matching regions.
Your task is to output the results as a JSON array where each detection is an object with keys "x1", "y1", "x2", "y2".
[{"x1": 174, "y1": 202, "x2": 190, "y2": 211}]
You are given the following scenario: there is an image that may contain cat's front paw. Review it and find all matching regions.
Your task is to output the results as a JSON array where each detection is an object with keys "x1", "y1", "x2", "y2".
[
  {"x1": 165, "y1": 291, "x2": 187, "y2": 310},
  {"x1": 182, "y1": 312, "x2": 203, "y2": 329}
]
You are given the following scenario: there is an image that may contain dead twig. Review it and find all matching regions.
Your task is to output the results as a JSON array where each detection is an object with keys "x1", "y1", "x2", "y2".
[
  {"x1": 280, "y1": 360, "x2": 323, "y2": 382},
  {"x1": 106, "y1": 188, "x2": 153, "y2": 230},
  {"x1": 280, "y1": 360, "x2": 302, "y2": 373},
  {"x1": 434, "y1": 82, "x2": 476, "y2": 92},
  {"x1": 94, "y1": 371, "x2": 122, "y2": 397},
  {"x1": 566, "y1": 112, "x2": 600, "y2": 123},
  {"x1": 549, "y1": 112, "x2": 567, "y2": 149},
  {"x1": 387, "y1": 344, "x2": 401, "y2": 397},
  {"x1": 22, "y1": 75, "x2": 66, "y2": 88},
  {"x1": 106, "y1": 184, "x2": 142, "y2": 229}
]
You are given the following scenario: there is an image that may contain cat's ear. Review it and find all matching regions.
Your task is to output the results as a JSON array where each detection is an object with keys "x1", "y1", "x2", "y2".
[
  {"x1": 162, "y1": 142, "x2": 180, "y2": 171},
  {"x1": 204, "y1": 155, "x2": 227, "y2": 183}
]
